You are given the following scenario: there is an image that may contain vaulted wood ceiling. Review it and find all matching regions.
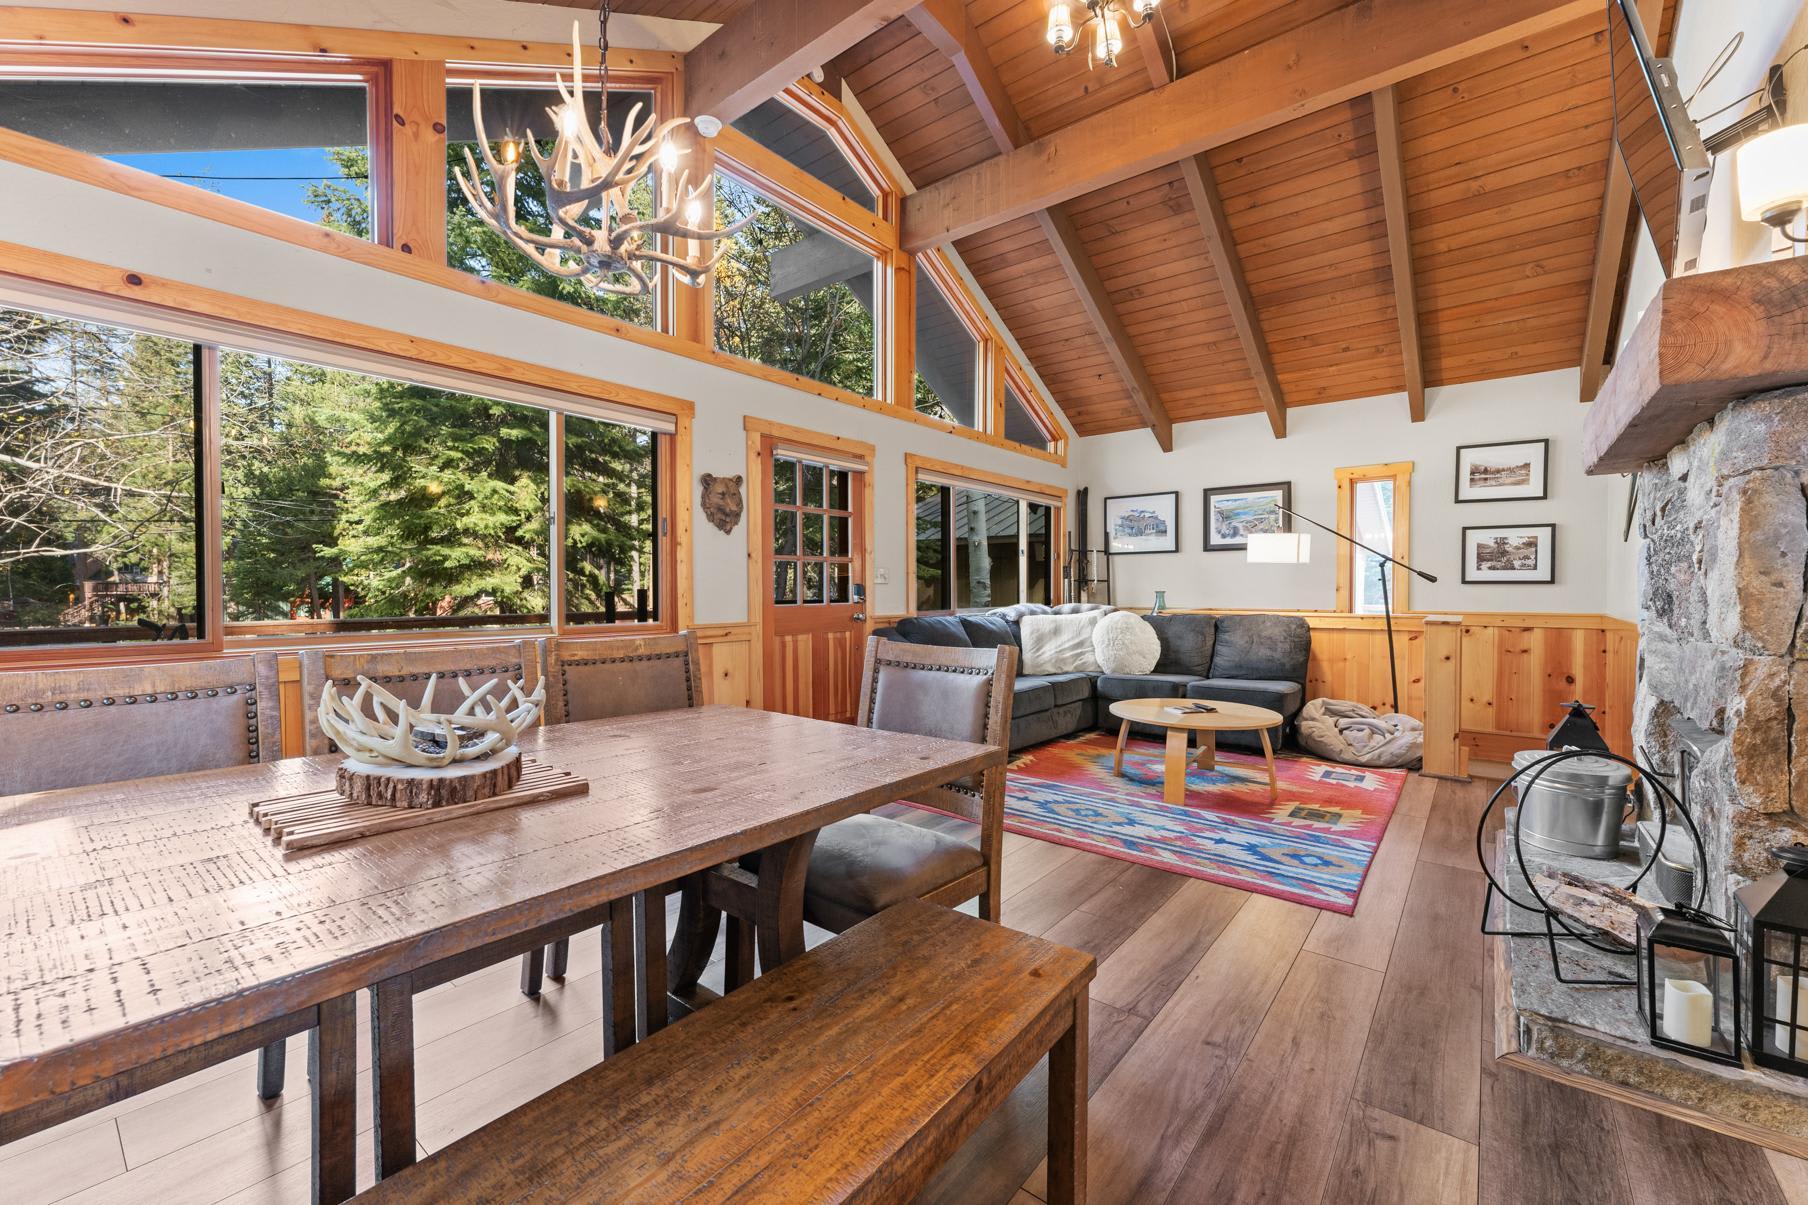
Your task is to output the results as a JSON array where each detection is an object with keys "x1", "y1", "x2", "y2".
[{"x1": 578, "y1": 0, "x2": 1676, "y2": 440}]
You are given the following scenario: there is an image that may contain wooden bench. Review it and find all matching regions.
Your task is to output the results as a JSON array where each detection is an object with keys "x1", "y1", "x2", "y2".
[{"x1": 362, "y1": 898, "x2": 1096, "y2": 1203}]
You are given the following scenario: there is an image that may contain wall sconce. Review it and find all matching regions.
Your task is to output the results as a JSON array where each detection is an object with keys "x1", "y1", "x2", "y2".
[{"x1": 1737, "y1": 124, "x2": 1808, "y2": 244}]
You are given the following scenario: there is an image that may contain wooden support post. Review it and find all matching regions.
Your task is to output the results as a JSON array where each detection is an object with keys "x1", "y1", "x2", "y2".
[
  {"x1": 1420, "y1": 615, "x2": 1467, "y2": 780},
  {"x1": 386, "y1": 60, "x2": 447, "y2": 263}
]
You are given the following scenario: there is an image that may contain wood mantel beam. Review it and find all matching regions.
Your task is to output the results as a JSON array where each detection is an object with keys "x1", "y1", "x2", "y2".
[
  {"x1": 1370, "y1": 85, "x2": 1426, "y2": 422},
  {"x1": 1135, "y1": 21, "x2": 1285, "y2": 438},
  {"x1": 899, "y1": 0, "x2": 1597, "y2": 251},
  {"x1": 910, "y1": 0, "x2": 1175, "y2": 451},
  {"x1": 684, "y1": 0, "x2": 920, "y2": 127}
]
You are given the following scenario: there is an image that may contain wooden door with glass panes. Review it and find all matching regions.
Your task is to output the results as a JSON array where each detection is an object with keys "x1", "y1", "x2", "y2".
[{"x1": 762, "y1": 436, "x2": 867, "y2": 721}]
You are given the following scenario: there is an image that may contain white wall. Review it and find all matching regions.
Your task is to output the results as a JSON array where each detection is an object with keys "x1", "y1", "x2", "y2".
[
  {"x1": 1071, "y1": 370, "x2": 1639, "y2": 619},
  {"x1": 0, "y1": 160, "x2": 1074, "y2": 625}
]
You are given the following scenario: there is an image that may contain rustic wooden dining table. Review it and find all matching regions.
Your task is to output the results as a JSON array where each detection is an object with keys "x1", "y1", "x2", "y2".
[{"x1": 0, "y1": 704, "x2": 1003, "y2": 1204}]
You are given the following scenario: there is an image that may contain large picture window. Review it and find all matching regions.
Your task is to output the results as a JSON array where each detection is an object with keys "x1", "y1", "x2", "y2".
[
  {"x1": 712, "y1": 171, "x2": 877, "y2": 396},
  {"x1": 0, "y1": 301, "x2": 671, "y2": 651},
  {"x1": 1, "y1": 308, "x2": 202, "y2": 646},
  {"x1": 0, "y1": 73, "x2": 373, "y2": 234},
  {"x1": 914, "y1": 475, "x2": 1058, "y2": 613}
]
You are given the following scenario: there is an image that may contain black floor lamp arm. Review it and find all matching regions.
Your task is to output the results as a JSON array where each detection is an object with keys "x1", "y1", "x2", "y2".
[{"x1": 1274, "y1": 504, "x2": 1439, "y2": 583}]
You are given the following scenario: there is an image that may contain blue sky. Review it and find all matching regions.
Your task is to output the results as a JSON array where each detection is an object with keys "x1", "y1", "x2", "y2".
[{"x1": 105, "y1": 146, "x2": 364, "y2": 222}]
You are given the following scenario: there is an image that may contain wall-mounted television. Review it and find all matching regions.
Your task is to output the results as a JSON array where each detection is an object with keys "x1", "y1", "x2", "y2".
[{"x1": 1609, "y1": 0, "x2": 1712, "y2": 276}]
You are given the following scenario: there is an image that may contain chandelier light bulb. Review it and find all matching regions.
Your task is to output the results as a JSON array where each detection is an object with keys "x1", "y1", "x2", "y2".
[
  {"x1": 1132, "y1": 0, "x2": 1159, "y2": 20},
  {"x1": 1046, "y1": 3, "x2": 1075, "y2": 52},
  {"x1": 658, "y1": 138, "x2": 682, "y2": 174},
  {"x1": 684, "y1": 197, "x2": 705, "y2": 228},
  {"x1": 499, "y1": 137, "x2": 520, "y2": 166},
  {"x1": 1092, "y1": 9, "x2": 1124, "y2": 66},
  {"x1": 559, "y1": 102, "x2": 584, "y2": 141}
]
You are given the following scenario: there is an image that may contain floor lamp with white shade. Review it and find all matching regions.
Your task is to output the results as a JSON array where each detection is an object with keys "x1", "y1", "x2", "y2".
[{"x1": 1246, "y1": 506, "x2": 1437, "y2": 715}]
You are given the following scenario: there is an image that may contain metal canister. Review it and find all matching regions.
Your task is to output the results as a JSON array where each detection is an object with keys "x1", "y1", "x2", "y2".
[{"x1": 1510, "y1": 748, "x2": 1634, "y2": 859}]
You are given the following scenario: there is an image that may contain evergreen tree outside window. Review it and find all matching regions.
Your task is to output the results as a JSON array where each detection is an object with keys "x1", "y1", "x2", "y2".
[
  {"x1": 564, "y1": 415, "x2": 658, "y2": 625},
  {"x1": 711, "y1": 171, "x2": 877, "y2": 396},
  {"x1": 1, "y1": 308, "x2": 202, "y2": 645}
]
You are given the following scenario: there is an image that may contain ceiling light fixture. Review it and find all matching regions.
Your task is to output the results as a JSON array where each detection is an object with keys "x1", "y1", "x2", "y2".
[
  {"x1": 454, "y1": 1, "x2": 749, "y2": 296},
  {"x1": 1046, "y1": 0, "x2": 1160, "y2": 70}
]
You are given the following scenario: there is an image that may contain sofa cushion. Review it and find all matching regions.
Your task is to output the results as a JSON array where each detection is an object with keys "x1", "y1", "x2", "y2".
[
  {"x1": 1013, "y1": 677, "x2": 1057, "y2": 718},
  {"x1": 1146, "y1": 613, "x2": 1216, "y2": 677},
  {"x1": 1021, "y1": 612, "x2": 1105, "y2": 674},
  {"x1": 1186, "y1": 677, "x2": 1306, "y2": 719},
  {"x1": 1209, "y1": 615, "x2": 1310, "y2": 683},
  {"x1": 1095, "y1": 672, "x2": 1203, "y2": 705},
  {"x1": 894, "y1": 614, "x2": 973, "y2": 647},
  {"x1": 1038, "y1": 671, "x2": 1093, "y2": 707},
  {"x1": 959, "y1": 614, "x2": 1018, "y2": 649},
  {"x1": 803, "y1": 813, "x2": 985, "y2": 933}
]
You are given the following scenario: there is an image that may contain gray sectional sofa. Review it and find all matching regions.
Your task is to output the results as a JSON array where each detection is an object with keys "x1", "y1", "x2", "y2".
[{"x1": 874, "y1": 604, "x2": 1311, "y2": 753}]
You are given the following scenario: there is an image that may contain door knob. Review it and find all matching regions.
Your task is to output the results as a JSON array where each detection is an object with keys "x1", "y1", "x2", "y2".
[{"x1": 851, "y1": 612, "x2": 867, "y2": 622}]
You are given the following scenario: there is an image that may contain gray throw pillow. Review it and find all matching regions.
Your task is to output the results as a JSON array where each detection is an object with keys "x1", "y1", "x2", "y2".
[
  {"x1": 1147, "y1": 613, "x2": 1216, "y2": 676},
  {"x1": 1209, "y1": 615, "x2": 1311, "y2": 682}
]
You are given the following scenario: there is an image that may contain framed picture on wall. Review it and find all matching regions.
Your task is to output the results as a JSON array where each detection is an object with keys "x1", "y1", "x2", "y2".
[
  {"x1": 1462, "y1": 524, "x2": 1556, "y2": 584},
  {"x1": 1204, "y1": 482, "x2": 1291, "y2": 552},
  {"x1": 1103, "y1": 491, "x2": 1179, "y2": 554},
  {"x1": 1454, "y1": 438, "x2": 1548, "y2": 502}
]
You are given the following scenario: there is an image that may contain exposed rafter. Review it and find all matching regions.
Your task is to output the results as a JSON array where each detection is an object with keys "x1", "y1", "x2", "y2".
[
  {"x1": 1370, "y1": 85, "x2": 1425, "y2": 422},
  {"x1": 910, "y1": 0, "x2": 1174, "y2": 450},
  {"x1": 1580, "y1": 0, "x2": 1666, "y2": 402},
  {"x1": 684, "y1": 0, "x2": 920, "y2": 127},
  {"x1": 1134, "y1": 20, "x2": 1284, "y2": 438},
  {"x1": 899, "y1": 0, "x2": 1598, "y2": 252}
]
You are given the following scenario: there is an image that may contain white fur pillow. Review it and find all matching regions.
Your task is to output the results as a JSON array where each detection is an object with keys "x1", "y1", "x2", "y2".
[
  {"x1": 1020, "y1": 611, "x2": 1105, "y2": 675},
  {"x1": 1093, "y1": 611, "x2": 1160, "y2": 675}
]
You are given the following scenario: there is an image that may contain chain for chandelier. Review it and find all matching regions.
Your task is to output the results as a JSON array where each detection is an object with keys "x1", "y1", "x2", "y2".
[{"x1": 453, "y1": 1, "x2": 748, "y2": 296}]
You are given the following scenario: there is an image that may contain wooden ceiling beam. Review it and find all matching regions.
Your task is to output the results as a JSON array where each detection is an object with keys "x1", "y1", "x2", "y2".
[
  {"x1": 684, "y1": 0, "x2": 920, "y2": 126},
  {"x1": 910, "y1": 0, "x2": 1174, "y2": 451},
  {"x1": 1037, "y1": 206, "x2": 1174, "y2": 450},
  {"x1": 1370, "y1": 84, "x2": 1426, "y2": 422},
  {"x1": 1579, "y1": 0, "x2": 1664, "y2": 402},
  {"x1": 899, "y1": 0, "x2": 1598, "y2": 251},
  {"x1": 1135, "y1": 21, "x2": 1285, "y2": 438}
]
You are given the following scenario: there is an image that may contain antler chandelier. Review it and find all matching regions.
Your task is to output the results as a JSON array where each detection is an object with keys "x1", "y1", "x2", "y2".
[
  {"x1": 454, "y1": 1, "x2": 748, "y2": 296},
  {"x1": 1045, "y1": 0, "x2": 1161, "y2": 69}
]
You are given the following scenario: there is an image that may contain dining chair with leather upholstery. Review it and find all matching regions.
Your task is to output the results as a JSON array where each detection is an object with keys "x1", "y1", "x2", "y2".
[
  {"x1": 0, "y1": 654, "x2": 287, "y2": 1096},
  {"x1": 801, "y1": 637, "x2": 1016, "y2": 934},
  {"x1": 701, "y1": 636, "x2": 1015, "y2": 990},
  {"x1": 531, "y1": 631, "x2": 703, "y2": 1006}
]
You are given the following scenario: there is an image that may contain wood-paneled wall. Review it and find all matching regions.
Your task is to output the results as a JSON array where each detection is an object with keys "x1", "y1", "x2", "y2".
[{"x1": 274, "y1": 623, "x2": 762, "y2": 758}]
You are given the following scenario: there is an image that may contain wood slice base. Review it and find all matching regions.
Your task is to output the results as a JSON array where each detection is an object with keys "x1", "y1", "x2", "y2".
[{"x1": 336, "y1": 749, "x2": 522, "y2": 809}]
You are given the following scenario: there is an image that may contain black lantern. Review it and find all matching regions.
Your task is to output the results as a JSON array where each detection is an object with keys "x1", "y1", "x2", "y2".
[
  {"x1": 1638, "y1": 906, "x2": 1741, "y2": 1065},
  {"x1": 1736, "y1": 845, "x2": 1808, "y2": 1075}
]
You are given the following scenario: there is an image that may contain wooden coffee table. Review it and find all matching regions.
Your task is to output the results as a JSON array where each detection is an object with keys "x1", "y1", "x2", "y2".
[{"x1": 1107, "y1": 697, "x2": 1284, "y2": 804}]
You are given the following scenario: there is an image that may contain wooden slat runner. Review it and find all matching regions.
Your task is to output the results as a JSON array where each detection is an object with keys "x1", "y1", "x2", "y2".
[{"x1": 249, "y1": 759, "x2": 587, "y2": 851}]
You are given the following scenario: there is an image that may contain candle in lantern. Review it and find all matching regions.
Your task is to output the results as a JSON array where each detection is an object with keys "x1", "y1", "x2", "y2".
[
  {"x1": 1777, "y1": 974, "x2": 1808, "y2": 1053},
  {"x1": 1662, "y1": 978, "x2": 1713, "y2": 1048}
]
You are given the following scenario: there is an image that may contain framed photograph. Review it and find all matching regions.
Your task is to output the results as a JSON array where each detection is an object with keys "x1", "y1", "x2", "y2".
[
  {"x1": 1102, "y1": 491, "x2": 1179, "y2": 554},
  {"x1": 1462, "y1": 524, "x2": 1556, "y2": 584},
  {"x1": 1204, "y1": 482, "x2": 1291, "y2": 552},
  {"x1": 1455, "y1": 438, "x2": 1548, "y2": 503}
]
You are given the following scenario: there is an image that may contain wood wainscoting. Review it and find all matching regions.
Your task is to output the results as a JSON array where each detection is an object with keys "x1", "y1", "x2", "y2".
[
  {"x1": 273, "y1": 623, "x2": 764, "y2": 757},
  {"x1": 1160, "y1": 609, "x2": 1637, "y2": 777}
]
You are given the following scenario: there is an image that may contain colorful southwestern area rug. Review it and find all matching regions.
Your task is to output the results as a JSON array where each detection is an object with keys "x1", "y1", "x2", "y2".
[{"x1": 1000, "y1": 731, "x2": 1406, "y2": 914}]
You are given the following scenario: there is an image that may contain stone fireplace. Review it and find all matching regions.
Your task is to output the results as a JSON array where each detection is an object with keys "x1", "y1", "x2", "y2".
[{"x1": 1634, "y1": 386, "x2": 1808, "y2": 910}]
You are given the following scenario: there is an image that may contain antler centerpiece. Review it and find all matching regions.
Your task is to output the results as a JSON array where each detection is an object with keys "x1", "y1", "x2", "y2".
[{"x1": 320, "y1": 674, "x2": 547, "y2": 809}]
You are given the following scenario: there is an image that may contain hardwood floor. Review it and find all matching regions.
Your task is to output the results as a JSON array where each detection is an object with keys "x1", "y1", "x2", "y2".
[{"x1": 4, "y1": 775, "x2": 1804, "y2": 1204}]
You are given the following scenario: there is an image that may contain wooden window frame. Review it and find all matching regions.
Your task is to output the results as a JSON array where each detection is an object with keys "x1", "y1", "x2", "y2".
[
  {"x1": 0, "y1": 10, "x2": 1067, "y2": 467},
  {"x1": 1334, "y1": 460, "x2": 1413, "y2": 614},
  {"x1": 0, "y1": 252, "x2": 692, "y2": 668},
  {"x1": 902, "y1": 453, "x2": 1066, "y2": 616},
  {"x1": 912, "y1": 249, "x2": 991, "y2": 434}
]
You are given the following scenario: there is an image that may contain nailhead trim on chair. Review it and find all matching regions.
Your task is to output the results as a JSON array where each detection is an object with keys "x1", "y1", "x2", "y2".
[
  {"x1": 2, "y1": 683, "x2": 263, "y2": 763},
  {"x1": 863, "y1": 657, "x2": 993, "y2": 730},
  {"x1": 558, "y1": 651, "x2": 698, "y2": 714}
]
